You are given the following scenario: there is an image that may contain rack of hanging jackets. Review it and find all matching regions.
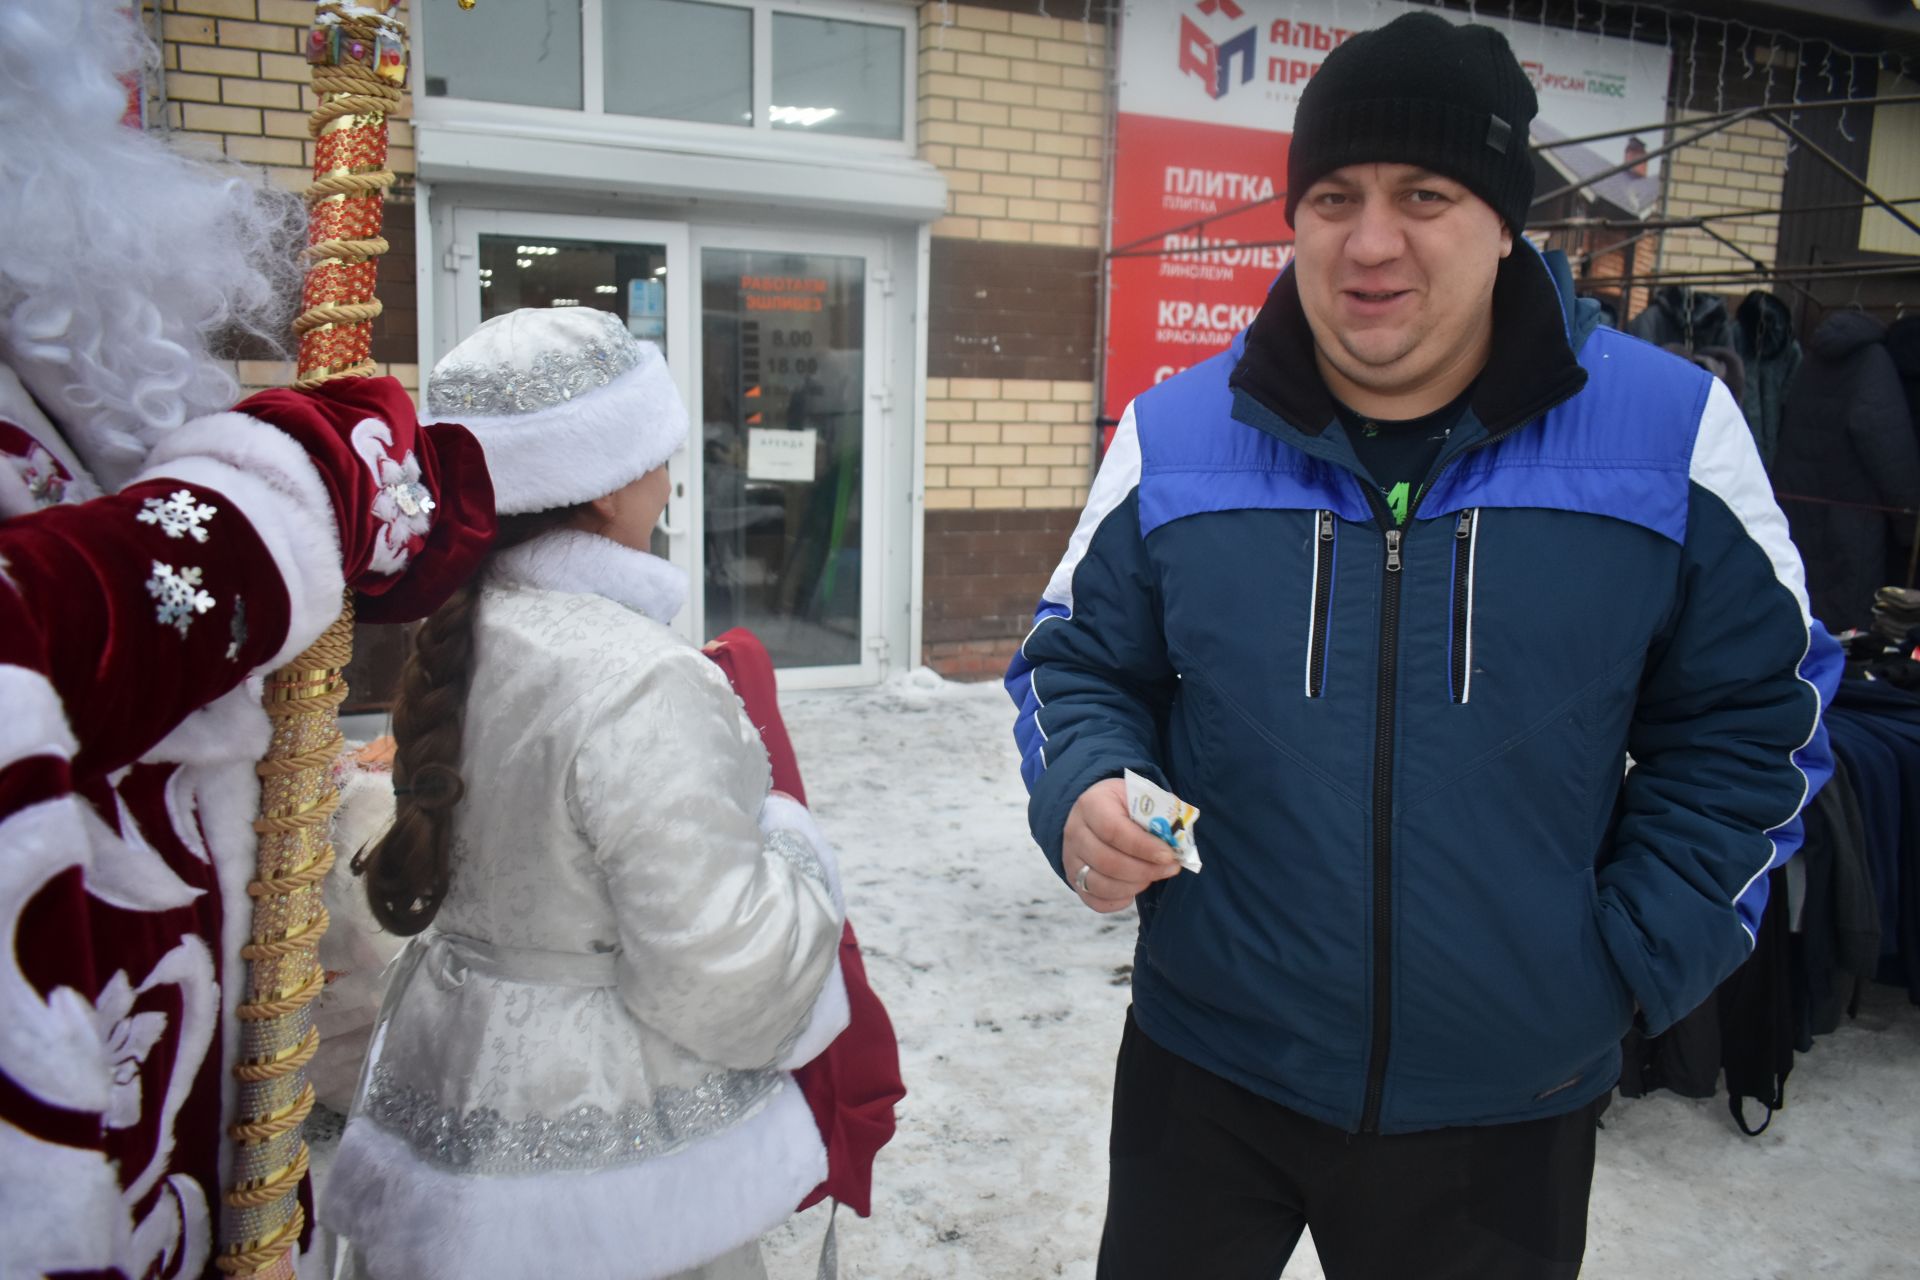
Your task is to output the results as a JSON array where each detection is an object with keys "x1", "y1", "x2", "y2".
[{"x1": 1618, "y1": 661, "x2": 1914, "y2": 1135}]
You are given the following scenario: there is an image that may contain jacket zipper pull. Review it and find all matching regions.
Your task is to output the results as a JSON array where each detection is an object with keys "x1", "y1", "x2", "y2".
[
  {"x1": 1385, "y1": 528, "x2": 1402, "y2": 572},
  {"x1": 1456, "y1": 511, "x2": 1473, "y2": 539},
  {"x1": 1320, "y1": 511, "x2": 1336, "y2": 541}
]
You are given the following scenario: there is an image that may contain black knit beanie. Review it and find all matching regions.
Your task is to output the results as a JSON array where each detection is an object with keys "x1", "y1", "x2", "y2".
[{"x1": 1286, "y1": 12, "x2": 1538, "y2": 231}]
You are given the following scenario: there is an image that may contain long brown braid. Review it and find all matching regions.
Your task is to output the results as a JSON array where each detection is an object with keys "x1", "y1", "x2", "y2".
[{"x1": 355, "y1": 505, "x2": 591, "y2": 934}]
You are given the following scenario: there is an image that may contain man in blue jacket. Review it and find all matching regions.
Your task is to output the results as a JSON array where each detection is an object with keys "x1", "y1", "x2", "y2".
[{"x1": 1007, "y1": 13, "x2": 1838, "y2": 1279}]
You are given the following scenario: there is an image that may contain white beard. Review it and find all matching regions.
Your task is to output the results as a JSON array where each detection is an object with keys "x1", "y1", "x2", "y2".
[{"x1": 0, "y1": 0, "x2": 305, "y2": 490}]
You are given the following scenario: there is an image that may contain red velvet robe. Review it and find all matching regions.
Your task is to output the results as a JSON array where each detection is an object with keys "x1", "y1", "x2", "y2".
[{"x1": 0, "y1": 371, "x2": 489, "y2": 1279}]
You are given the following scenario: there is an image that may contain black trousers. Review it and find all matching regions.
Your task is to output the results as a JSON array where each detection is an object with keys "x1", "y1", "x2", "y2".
[{"x1": 1097, "y1": 1012, "x2": 1600, "y2": 1280}]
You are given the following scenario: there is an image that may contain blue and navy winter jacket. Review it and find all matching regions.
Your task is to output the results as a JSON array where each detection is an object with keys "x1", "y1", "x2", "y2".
[{"x1": 1008, "y1": 243, "x2": 1840, "y2": 1135}]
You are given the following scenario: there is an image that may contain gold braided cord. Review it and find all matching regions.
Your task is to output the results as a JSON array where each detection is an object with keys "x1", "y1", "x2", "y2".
[
  {"x1": 235, "y1": 968, "x2": 328, "y2": 1025},
  {"x1": 294, "y1": 299, "x2": 384, "y2": 333},
  {"x1": 253, "y1": 801, "x2": 341, "y2": 848},
  {"x1": 272, "y1": 612, "x2": 356, "y2": 672},
  {"x1": 241, "y1": 908, "x2": 332, "y2": 962},
  {"x1": 223, "y1": 5, "x2": 408, "y2": 1270},
  {"x1": 309, "y1": 66, "x2": 403, "y2": 102},
  {"x1": 292, "y1": 361, "x2": 378, "y2": 390},
  {"x1": 246, "y1": 844, "x2": 338, "y2": 895},
  {"x1": 230, "y1": 1082, "x2": 319, "y2": 1145},
  {"x1": 213, "y1": 1211, "x2": 305, "y2": 1278},
  {"x1": 260, "y1": 689, "x2": 348, "y2": 721},
  {"x1": 257, "y1": 738, "x2": 346, "y2": 778},
  {"x1": 309, "y1": 95, "x2": 399, "y2": 133},
  {"x1": 234, "y1": 1026, "x2": 323, "y2": 1080},
  {"x1": 306, "y1": 171, "x2": 393, "y2": 201},
  {"x1": 227, "y1": 1143, "x2": 312, "y2": 1211},
  {"x1": 305, "y1": 233, "x2": 389, "y2": 262}
]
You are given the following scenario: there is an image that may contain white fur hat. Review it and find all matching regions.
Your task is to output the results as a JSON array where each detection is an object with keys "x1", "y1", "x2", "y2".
[{"x1": 426, "y1": 307, "x2": 687, "y2": 516}]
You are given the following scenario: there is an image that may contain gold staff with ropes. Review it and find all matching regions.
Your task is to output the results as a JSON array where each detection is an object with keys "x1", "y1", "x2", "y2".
[{"x1": 218, "y1": 2, "x2": 409, "y2": 1274}]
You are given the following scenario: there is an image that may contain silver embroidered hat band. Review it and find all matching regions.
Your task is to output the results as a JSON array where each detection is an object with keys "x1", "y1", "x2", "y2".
[{"x1": 426, "y1": 307, "x2": 689, "y2": 516}]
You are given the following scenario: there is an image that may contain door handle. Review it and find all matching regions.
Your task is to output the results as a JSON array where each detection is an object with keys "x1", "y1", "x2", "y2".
[{"x1": 656, "y1": 508, "x2": 687, "y2": 538}]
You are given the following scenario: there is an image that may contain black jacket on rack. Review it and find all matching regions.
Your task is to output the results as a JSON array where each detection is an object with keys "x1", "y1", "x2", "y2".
[
  {"x1": 1616, "y1": 863, "x2": 1796, "y2": 1134},
  {"x1": 1735, "y1": 290, "x2": 1802, "y2": 466},
  {"x1": 1827, "y1": 678, "x2": 1920, "y2": 1004},
  {"x1": 1773, "y1": 310, "x2": 1920, "y2": 632},
  {"x1": 1793, "y1": 754, "x2": 1881, "y2": 1043},
  {"x1": 1888, "y1": 314, "x2": 1920, "y2": 450},
  {"x1": 1628, "y1": 285, "x2": 1738, "y2": 351}
]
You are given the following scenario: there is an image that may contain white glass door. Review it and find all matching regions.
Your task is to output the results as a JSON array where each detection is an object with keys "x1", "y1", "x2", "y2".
[
  {"x1": 694, "y1": 229, "x2": 887, "y2": 685},
  {"x1": 446, "y1": 209, "x2": 695, "y2": 634}
]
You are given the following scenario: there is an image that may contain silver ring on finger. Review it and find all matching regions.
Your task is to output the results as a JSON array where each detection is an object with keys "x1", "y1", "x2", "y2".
[{"x1": 1075, "y1": 863, "x2": 1092, "y2": 895}]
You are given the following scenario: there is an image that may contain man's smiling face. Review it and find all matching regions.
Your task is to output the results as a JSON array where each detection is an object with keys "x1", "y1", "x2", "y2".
[{"x1": 1292, "y1": 162, "x2": 1514, "y2": 411}]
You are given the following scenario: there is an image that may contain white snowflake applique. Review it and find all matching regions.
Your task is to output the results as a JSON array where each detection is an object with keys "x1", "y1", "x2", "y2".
[
  {"x1": 146, "y1": 561, "x2": 216, "y2": 637},
  {"x1": 91, "y1": 971, "x2": 169, "y2": 1131},
  {"x1": 137, "y1": 489, "x2": 217, "y2": 543},
  {"x1": 351, "y1": 418, "x2": 435, "y2": 577}
]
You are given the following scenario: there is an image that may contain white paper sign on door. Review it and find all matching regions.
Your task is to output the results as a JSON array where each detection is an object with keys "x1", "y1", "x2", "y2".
[{"x1": 747, "y1": 427, "x2": 818, "y2": 482}]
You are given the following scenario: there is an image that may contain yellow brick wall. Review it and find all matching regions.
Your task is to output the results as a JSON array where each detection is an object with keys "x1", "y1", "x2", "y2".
[
  {"x1": 917, "y1": 2, "x2": 1109, "y2": 249},
  {"x1": 918, "y1": 4, "x2": 1108, "y2": 513},
  {"x1": 156, "y1": 0, "x2": 415, "y2": 193},
  {"x1": 1657, "y1": 116, "x2": 1789, "y2": 281},
  {"x1": 227, "y1": 359, "x2": 419, "y2": 404},
  {"x1": 924, "y1": 377, "x2": 1095, "y2": 511}
]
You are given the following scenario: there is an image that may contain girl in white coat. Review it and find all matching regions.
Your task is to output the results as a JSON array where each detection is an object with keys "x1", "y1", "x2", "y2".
[{"x1": 321, "y1": 308, "x2": 848, "y2": 1280}]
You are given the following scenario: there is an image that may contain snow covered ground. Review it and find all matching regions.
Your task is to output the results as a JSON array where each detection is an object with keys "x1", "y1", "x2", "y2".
[
  {"x1": 312, "y1": 672, "x2": 1920, "y2": 1279},
  {"x1": 753, "y1": 674, "x2": 1920, "y2": 1280}
]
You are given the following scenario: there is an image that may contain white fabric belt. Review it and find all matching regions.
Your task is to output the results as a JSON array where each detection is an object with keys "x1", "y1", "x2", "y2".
[{"x1": 422, "y1": 931, "x2": 620, "y2": 989}]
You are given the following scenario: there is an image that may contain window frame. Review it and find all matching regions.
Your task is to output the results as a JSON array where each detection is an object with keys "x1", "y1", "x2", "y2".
[{"x1": 415, "y1": 0, "x2": 918, "y2": 157}]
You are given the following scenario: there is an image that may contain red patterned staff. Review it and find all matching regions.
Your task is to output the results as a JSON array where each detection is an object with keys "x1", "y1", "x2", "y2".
[{"x1": 219, "y1": 3, "x2": 409, "y2": 1275}]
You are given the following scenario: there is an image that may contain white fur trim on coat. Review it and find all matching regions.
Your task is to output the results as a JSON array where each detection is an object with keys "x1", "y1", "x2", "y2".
[
  {"x1": 488, "y1": 529, "x2": 688, "y2": 626},
  {"x1": 0, "y1": 664, "x2": 77, "y2": 768},
  {"x1": 172, "y1": 755, "x2": 266, "y2": 1201},
  {"x1": 447, "y1": 354, "x2": 687, "y2": 516},
  {"x1": 137, "y1": 413, "x2": 346, "y2": 670},
  {"x1": 146, "y1": 679, "x2": 270, "y2": 767},
  {"x1": 321, "y1": 1077, "x2": 825, "y2": 1280}
]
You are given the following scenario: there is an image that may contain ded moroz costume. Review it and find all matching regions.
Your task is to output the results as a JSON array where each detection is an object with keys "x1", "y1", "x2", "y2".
[{"x1": 0, "y1": 1, "x2": 493, "y2": 1275}]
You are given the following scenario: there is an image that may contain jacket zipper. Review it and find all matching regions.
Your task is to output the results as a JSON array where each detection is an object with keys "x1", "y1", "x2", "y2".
[
  {"x1": 1450, "y1": 509, "x2": 1478, "y2": 704},
  {"x1": 1359, "y1": 425, "x2": 1530, "y2": 1133},
  {"x1": 1306, "y1": 510, "x2": 1336, "y2": 698},
  {"x1": 1360, "y1": 516, "x2": 1402, "y2": 1133}
]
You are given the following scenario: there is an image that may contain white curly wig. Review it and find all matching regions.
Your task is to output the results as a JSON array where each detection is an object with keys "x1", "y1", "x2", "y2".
[{"x1": 0, "y1": 0, "x2": 306, "y2": 491}]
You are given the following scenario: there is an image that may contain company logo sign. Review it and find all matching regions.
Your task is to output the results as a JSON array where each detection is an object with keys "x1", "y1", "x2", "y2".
[{"x1": 1178, "y1": 0, "x2": 1257, "y2": 100}]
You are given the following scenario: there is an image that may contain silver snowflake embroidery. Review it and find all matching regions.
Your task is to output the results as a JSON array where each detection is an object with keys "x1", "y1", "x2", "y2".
[
  {"x1": 137, "y1": 489, "x2": 217, "y2": 543},
  {"x1": 146, "y1": 561, "x2": 216, "y2": 637}
]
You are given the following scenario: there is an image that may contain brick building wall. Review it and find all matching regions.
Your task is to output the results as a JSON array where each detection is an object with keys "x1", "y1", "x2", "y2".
[
  {"x1": 1657, "y1": 114, "x2": 1792, "y2": 282},
  {"x1": 156, "y1": 0, "x2": 419, "y2": 401},
  {"x1": 154, "y1": 0, "x2": 1111, "y2": 681},
  {"x1": 916, "y1": 1, "x2": 1111, "y2": 677}
]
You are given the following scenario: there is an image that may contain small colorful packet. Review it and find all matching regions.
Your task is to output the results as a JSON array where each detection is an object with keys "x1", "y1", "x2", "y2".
[{"x1": 1124, "y1": 769, "x2": 1202, "y2": 873}]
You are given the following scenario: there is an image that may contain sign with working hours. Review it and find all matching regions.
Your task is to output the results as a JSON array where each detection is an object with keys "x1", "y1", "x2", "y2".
[{"x1": 1103, "y1": 0, "x2": 1674, "y2": 432}]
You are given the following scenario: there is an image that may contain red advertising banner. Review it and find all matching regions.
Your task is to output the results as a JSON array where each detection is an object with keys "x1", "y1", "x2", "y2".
[
  {"x1": 1102, "y1": 1, "x2": 1672, "y2": 444},
  {"x1": 1104, "y1": 113, "x2": 1292, "y2": 427}
]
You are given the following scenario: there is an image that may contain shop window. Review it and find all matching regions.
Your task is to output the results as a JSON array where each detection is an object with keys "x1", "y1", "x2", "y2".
[
  {"x1": 419, "y1": 0, "x2": 909, "y2": 147},
  {"x1": 605, "y1": 0, "x2": 753, "y2": 128},
  {"x1": 418, "y1": 0, "x2": 583, "y2": 110},
  {"x1": 771, "y1": 14, "x2": 904, "y2": 141}
]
